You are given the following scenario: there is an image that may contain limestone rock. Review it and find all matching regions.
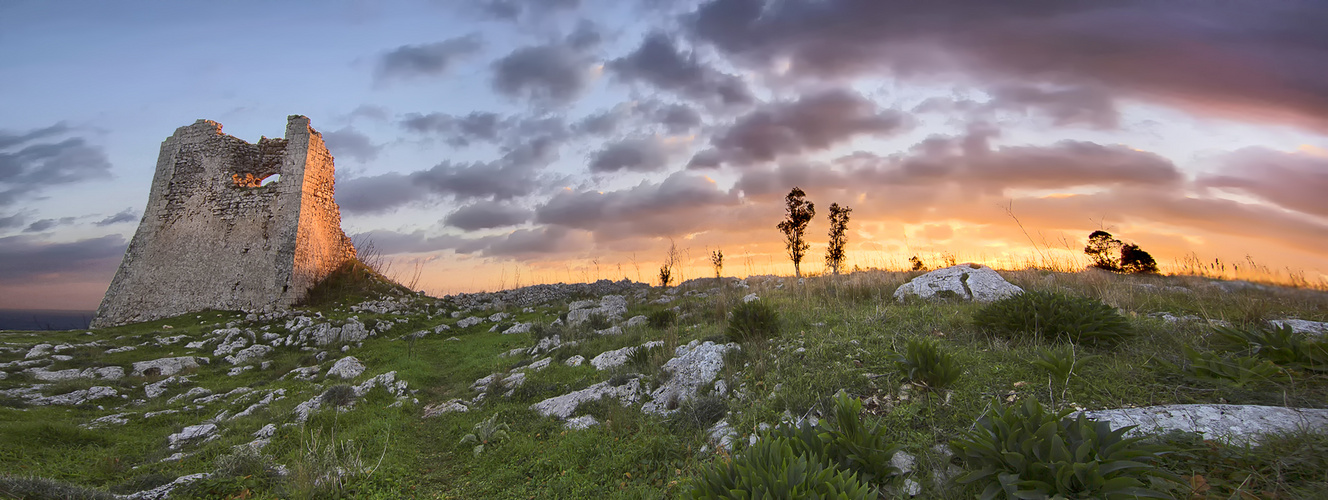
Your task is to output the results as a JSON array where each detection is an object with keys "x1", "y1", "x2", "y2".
[
  {"x1": 457, "y1": 316, "x2": 483, "y2": 328},
  {"x1": 145, "y1": 376, "x2": 190, "y2": 399},
  {"x1": 893, "y1": 264, "x2": 1022, "y2": 303},
  {"x1": 423, "y1": 399, "x2": 470, "y2": 417},
  {"x1": 1268, "y1": 319, "x2": 1328, "y2": 339},
  {"x1": 642, "y1": 340, "x2": 739, "y2": 414},
  {"x1": 564, "y1": 355, "x2": 585, "y2": 367},
  {"x1": 24, "y1": 343, "x2": 53, "y2": 359},
  {"x1": 132, "y1": 356, "x2": 206, "y2": 377},
  {"x1": 565, "y1": 415, "x2": 599, "y2": 430},
  {"x1": 502, "y1": 322, "x2": 532, "y2": 335},
  {"x1": 530, "y1": 378, "x2": 642, "y2": 419},
  {"x1": 567, "y1": 295, "x2": 628, "y2": 325},
  {"x1": 326, "y1": 356, "x2": 366, "y2": 380},
  {"x1": 168, "y1": 423, "x2": 218, "y2": 449},
  {"x1": 591, "y1": 341, "x2": 663, "y2": 371},
  {"x1": 625, "y1": 315, "x2": 648, "y2": 328},
  {"x1": 225, "y1": 344, "x2": 272, "y2": 365},
  {"x1": 1079, "y1": 404, "x2": 1328, "y2": 446}
]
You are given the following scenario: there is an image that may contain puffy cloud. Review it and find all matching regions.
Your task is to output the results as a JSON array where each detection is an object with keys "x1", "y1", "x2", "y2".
[
  {"x1": 1199, "y1": 147, "x2": 1328, "y2": 218},
  {"x1": 589, "y1": 136, "x2": 681, "y2": 173},
  {"x1": 375, "y1": 35, "x2": 483, "y2": 82},
  {"x1": 0, "y1": 234, "x2": 126, "y2": 284},
  {"x1": 23, "y1": 217, "x2": 75, "y2": 233},
  {"x1": 337, "y1": 173, "x2": 429, "y2": 214},
  {"x1": 400, "y1": 112, "x2": 568, "y2": 148},
  {"x1": 95, "y1": 208, "x2": 138, "y2": 227},
  {"x1": 444, "y1": 202, "x2": 532, "y2": 230},
  {"x1": 492, "y1": 42, "x2": 598, "y2": 106},
  {"x1": 687, "y1": 0, "x2": 1328, "y2": 130},
  {"x1": 0, "y1": 212, "x2": 24, "y2": 230},
  {"x1": 322, "y1": 127, "x2": 381, "y2": 162},
  {"x1": 690, "y1": 89, "x2": 908, "y2": 168},
  {"x1": 472, "y1": 0, "x2": 581, "y2": 22},
  {"x1": 0, "y1": 122, "x2": 112, "y2": 206},
  {"x1": 536, "y1": 171, "x2": 740, "y2": 240},
  {"x1": 607, "y1": 32, "x2": 753, "y2": 106}
]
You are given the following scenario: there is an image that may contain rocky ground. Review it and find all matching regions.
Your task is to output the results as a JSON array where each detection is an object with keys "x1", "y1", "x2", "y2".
[{"x1": 2, "y1": 268, "x2": 1327, "y2": 499}]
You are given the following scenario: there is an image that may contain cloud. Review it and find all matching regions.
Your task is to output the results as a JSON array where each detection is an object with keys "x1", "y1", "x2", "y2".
[
  {"x1": 375, "y1": 34, "x2": 483, "y2": 82},
  {"x1": 0, "y1": 234, "x2": 126, "y2": 284},
  {"x1": 444, "y1": 202, "x2": 533, "y2": 230},
  {"x1": 686, "y1": 0, "x2": 1328, "y2": 130},
  {"x1": 352, "y1": 229, "x2": 468, "y2": 255},
  {"x1": 0, "y1": 123, "x2": 113, "y2": 206},
  {"x1": 23, "y1": 217, "x2": 75, "y2": 233},
  {"x1": 589, "y1": 136, "x2": 681, "y2": 173},
  {"x1": 95, "y1": 208, "x2": 138, "y2": 227},
  {"x1": 338, "y1": 136, "x2": 560, "y2": 214},
  {"x1": 650, "y1": 103, "x2": 704, "y2": 134},
  {"x1": 536, "y1": 171, "x2": 739, "y2": 239},
  {"x1": 573, "y1": 101, "x2": 703, "y2": 137},
  {"x1": 473, "y1": 0, "x2": 581, "y2": 22},
  {"x1": 491, "y1": 41, "x2": 598, "y2": 106},
  {"x1": 608, "y1": 32, "x2": 753, "y2": 106},
  {"x1": 322, "y1": 127, "x2": 381, "y2": 162},
  {"x1": 400, "y1": 112, "x2": 568, "y2": 148},
  {"x1": 0, "y1": 212, "x2": 24, "y2": 230},
  {"x1": 690, "y1": 89, "x2": 907, "y2": 168},
  {"x1": 1199, "y1": 147, "x2": 1328, "y2": 218}
]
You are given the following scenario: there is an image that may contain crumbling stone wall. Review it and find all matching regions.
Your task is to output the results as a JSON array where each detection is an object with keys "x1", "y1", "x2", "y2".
[{"x1": 92, "y1": 116, "x2": 356, "y2": 327}]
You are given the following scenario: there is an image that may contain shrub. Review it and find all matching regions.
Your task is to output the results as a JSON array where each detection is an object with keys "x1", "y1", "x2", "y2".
[
  {"x1": 1161, "y1": 347, "x2": 1289, "y2": 387},
  {"x1": 460, "y1": 414, "x2": 510, "y2": 457},
  {"x1": 626, "y1": 344, "x2": 659, "y2": 370},
  {"x1": 892, "y1": 338, "x2": 962, "y2": 391},
  {"x1": 1029, "y1": 346, "x2": 1101, "y2": 383},
  {"x1": 1119, "y1": 244, "x2": 1158, "y2": 274},
  {"x1": 667, "y1": 395, "x2": 729, "y2": 431},
  {"x1": 973, "y1": 290, "x2": 1133, "y2": 345},
  {"x1": 0, "y1": 475, "x2": 116, "y2": 500},
  {"x1": 1210, "y1": 323, "x2": 1328, "y2": 372},
  {"x1": 687, "y1": 392, "x2": 899, "y2": 498},
  {"x1": 319, "y1": 384, "x2": 358, "y2": 408},
  {"x1": 584, "y1": 313, "x2": 613, "y2": 331},
  {"x1": 647, "y1": 309, "x2": 677, "y2": 329},
  {"x1": 687, "y1": 435, "x2": 877, "y2": 499},
  {"x1": 726, "y1": 300, "x2": 781, "y2": 342},
  {"x1": 175, "y1": 446, "x2": 281, "y2": 499},
  {"x1": 950, "y1": 398, "x2": 1177, "y2": 499}
]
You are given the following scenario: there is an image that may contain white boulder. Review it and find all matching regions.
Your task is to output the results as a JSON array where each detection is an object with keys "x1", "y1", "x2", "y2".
[{"x1": 893, "y1": 264, "x2": 1023, "y2": 303}]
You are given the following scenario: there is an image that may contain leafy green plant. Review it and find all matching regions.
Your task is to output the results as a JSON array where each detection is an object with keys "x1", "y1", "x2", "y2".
[
  {"x1": 892, "y1": 338, "x2": 962, "y2": 391},
  {"x1": 950, "y1": 398, "x2": 1177, "y2": 500},
  {"x1": 726, "y1": 300, "x2": 781, "y2": 342},
  {"x1": 460, "y1": 414, "x2": 510, "y2": 457},
  {"x1": 626, "y1": 344, "x2": 659, "y2": 370},
  {"x1": 1211, "y1": 323, "x2": 1328, "y2": 372},
  {"x1": 687, "y1": 434, "x2": 877, "y2": 499},
  {"x1": 973, "y1": 290, "x2": 1133, "y2": 345},
  {"x1": 647, "y1": 309, "x2": 677, "y2": 329},
  {"x1": 320, "y1": 384, "x2": 358, "y2": 408},
  {"x1": 1162, "y1": 347, "x2": 1289, "y2": 387},
  {"x1": 1030, "y1": 346, "x2": 1101, "y2": 383},
  {"x1": 175, "y1": 446, "x2": 282, "y2": 499},
  {"x1": 786, "y1": 391, "x2": 903, "y2": 486}
]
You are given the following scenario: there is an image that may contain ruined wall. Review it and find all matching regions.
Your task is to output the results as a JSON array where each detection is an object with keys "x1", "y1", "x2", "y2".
[{"x1": 91, "y1": 115, "x2": 356, "y2": 327}]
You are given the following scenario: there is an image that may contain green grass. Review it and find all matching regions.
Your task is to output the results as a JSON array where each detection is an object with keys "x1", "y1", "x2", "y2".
[{"x1": 1, "y1": 269, "x2": 1326, "y2": 498}]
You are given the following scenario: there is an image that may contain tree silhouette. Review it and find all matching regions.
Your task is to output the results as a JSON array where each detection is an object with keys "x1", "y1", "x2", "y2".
[
  {"x1": 710, "y1": 249, "x2": 723, "y2": 279},
  {"x1": 776, "y1": 187, "x2": 815, "y2": 278},
  {"x1": 909, "y1": 255, "x2": 926, "y2": 271},
  {"x1": 1084, "y1": 230, "x2": 1122, "y2": 271},
  {"x1": 825, "y1": 203, "x2": 852, "y2": 275},
  {"x1": 1119, "y1": 244, "x2": 1158, "y2": 274}
]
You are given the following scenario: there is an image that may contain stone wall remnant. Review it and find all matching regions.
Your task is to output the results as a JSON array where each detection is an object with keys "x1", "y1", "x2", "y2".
[{"x1": 92, "y1": 115, "x2": 356, "y2": 327}]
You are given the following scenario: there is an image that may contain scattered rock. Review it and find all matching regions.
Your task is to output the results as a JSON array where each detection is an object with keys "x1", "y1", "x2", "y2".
[
  {"x1": 564, "y1": 355, "x2": 585, "y2": 367},
  {"x1": 326, "y1": 356, "x2": 366, "y2": 380},
  {"x1": 591, "y1": 341, "x2": 663, "y2": 371},
  {"x1": 124, "y1": 472, "x2": 211, "y2": 500},
  {"x1": 531, "y1": 378, "x2": 642, "y2": 419},
  {"x1": 892, "y1": 264, "x2": 1023, "y2": 303},
  {"x1": 131, "y1": 356, "x2": 206, "y2": 377},
  {"x1": 528, "y1": 358, "x2": 552, "y2": 371},
  {"x1": 1079, "y1": 404, "x2": 1328, "y2": 446},
  {"x1": 145, "y1": 376, "x2": 190, "y2": 398},
  {"x1": 24, "y1": 343, "x2": 53, "y2": 359},
  {"x1": 643, "y1": 340, "x2": 739, "y2": 414},
  {"x1": 225, "y1": 344, "x2": 272, "y2": 365},
  {"x1": 565, "y1": 415, "x2": 599, "y2": 430},
  {"x1": 1268, "y1": 319, "x2": 1328, "y2": 339},
  {"x1": 423, "y1": 399, "x2": 470, "y2": 417},
  {"x1": 567, "y1": 295, "x2": 628, "y2": 325},
  {"x1": 743, "y1": 293, "x2": 759, "y2": 303},
  {"x1": 625, "y1": 315, "x2": 648, "y2": 328},
  {"x1": 457, "y1": 316, "x2": 483, "y2": 328},
  {"x1": 502, "y1": 323, "x2": 532, "y2": 335}
]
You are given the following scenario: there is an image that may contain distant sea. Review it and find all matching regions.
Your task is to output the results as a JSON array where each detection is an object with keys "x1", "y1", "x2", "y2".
[{"x1": 0, "y1": 309, "x2": 95, "y2": 331}]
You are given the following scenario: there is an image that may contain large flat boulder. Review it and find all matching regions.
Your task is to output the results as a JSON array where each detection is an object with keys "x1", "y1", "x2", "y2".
[
  {"x1": 893, "y1": 264, "x2": 1022, "y2": 303},
  {"x1": 1080, "y1": 404, "x2": 1328, "y2": 446}
]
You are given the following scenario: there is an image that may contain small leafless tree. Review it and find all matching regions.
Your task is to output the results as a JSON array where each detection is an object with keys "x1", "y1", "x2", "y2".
[{"x1": 659, "y1": 239, "x2": 679, "y2": 287}]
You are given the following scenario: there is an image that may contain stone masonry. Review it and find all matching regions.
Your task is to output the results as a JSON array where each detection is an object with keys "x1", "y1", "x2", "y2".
[{"x1": 91, "y1": 116, "x2": 356, "y2": 327}]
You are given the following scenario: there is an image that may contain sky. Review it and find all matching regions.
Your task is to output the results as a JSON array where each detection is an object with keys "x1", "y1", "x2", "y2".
[{"x1": 2, "y1": 0, "x2": 1327, "y2": 311}]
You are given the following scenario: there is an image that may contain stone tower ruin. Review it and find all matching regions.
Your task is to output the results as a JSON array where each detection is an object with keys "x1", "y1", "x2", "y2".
[{"x1": 91, "y1": 115, "x2": 357, "y2": 327}]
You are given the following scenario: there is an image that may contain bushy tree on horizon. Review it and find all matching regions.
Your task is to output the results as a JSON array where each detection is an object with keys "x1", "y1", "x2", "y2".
[
  {"x1": 1084, "y1": 230, "x2": 1122, "y2": 271},
  {"x1": 777, "y1": 187, "x2": 816, "y2": 278},
  {"x1": 825, "y1": 203, "x2": 852, "y2": 275},
  {"x1": 1119, "y1": 243, "x2": 1159, "y2": 274}
]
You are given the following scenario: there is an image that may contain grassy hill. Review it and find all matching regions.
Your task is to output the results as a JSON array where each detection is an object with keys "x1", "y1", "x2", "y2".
[{"x1": 1, "y1": 265, "x2": 1326, "y2": 499}]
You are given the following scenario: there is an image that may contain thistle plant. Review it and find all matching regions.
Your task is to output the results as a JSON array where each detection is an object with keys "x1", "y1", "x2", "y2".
[{"x1": 892, "y1": 338, "x2": 962, "y2": 391}]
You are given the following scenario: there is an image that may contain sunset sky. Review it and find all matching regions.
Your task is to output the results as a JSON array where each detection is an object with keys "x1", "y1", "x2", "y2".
[{"x1": 2, "y1": 0, "x2": 1327, "y2": 310}]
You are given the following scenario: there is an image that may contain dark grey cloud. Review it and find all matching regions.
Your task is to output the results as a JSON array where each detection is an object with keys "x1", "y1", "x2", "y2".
[
  {"x1": 687, "y1": 0, "x2": 1328, "y2": 130},
  {"x1": 351, "y1": 229, "x2": 468, "y2": 255},
  {"x1": 444, "y1": 202, "x2": 532, "y2": 230},
  {"x1": 651, "y1": 103, "x2": 703, "y2": 134},
  {"x1": 95, "y1": 208, "x2": 138, "y2": 227},
  {"x1": 0, "y1": 234, "x2": 126, "y2": 284},
  {"x1": 590, "y1": 137, "x2": 678, "y2": 173},
  {"x1": 690, "y1": 89, "x2": 907, "y2": 168},
  {"x1": 608, "y1": 32, "x2": 752, "y2": 106},
  {"x1": 536, "y1": 171, "x2": 739, "y2": 240},
  {"x1": 322, "y1": 127, "x2": 381, "y2": 162},
  {"x1": 351, "y1": 226, "x2": 582, "y2": 259},
  {"x1": 913, "y1": 85, "x2": 1120, "y2": 130},
  {"x1": 473, "y1": 0, "x2": 581, "y2": 22},
  {"x1": 572, "y1": 101, "x2": 703, "y2": 137},
  {"x1": 400, "y1": 111, "x2": 568, "y2": 148},
  {"x1": 1199, "y1": 147, "x2": 1328, "y2": 218},
  {"x1": 375, "y1": 34, "x2": 483, "y2": 81},
  {"x1": 23, "y1": 217, "x2": 75, "y2": 233},
  {"x1": 0, "y1": 212, "x2": 24, "y2": 230},
  {"x1": 492, "y1": 42, "x2": 597, "y2": 105},
  {"x1": 0, "y1": 123, "x2": 112, "y2": 206},
  {"x1": 338, "y1": 136, "x2": 560, "y2": 214}
]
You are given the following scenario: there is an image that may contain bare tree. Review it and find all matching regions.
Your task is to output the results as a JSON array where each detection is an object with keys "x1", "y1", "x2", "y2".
[
  {"x1": 659, "y1": 239, "x2": 679, "y2": 287},
  {"x1": 776, "y1": 187, "x2": 816, "y2": 278},
  {"x1": 825, "y1": 203, "x2": 852, "y2": 275}
]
